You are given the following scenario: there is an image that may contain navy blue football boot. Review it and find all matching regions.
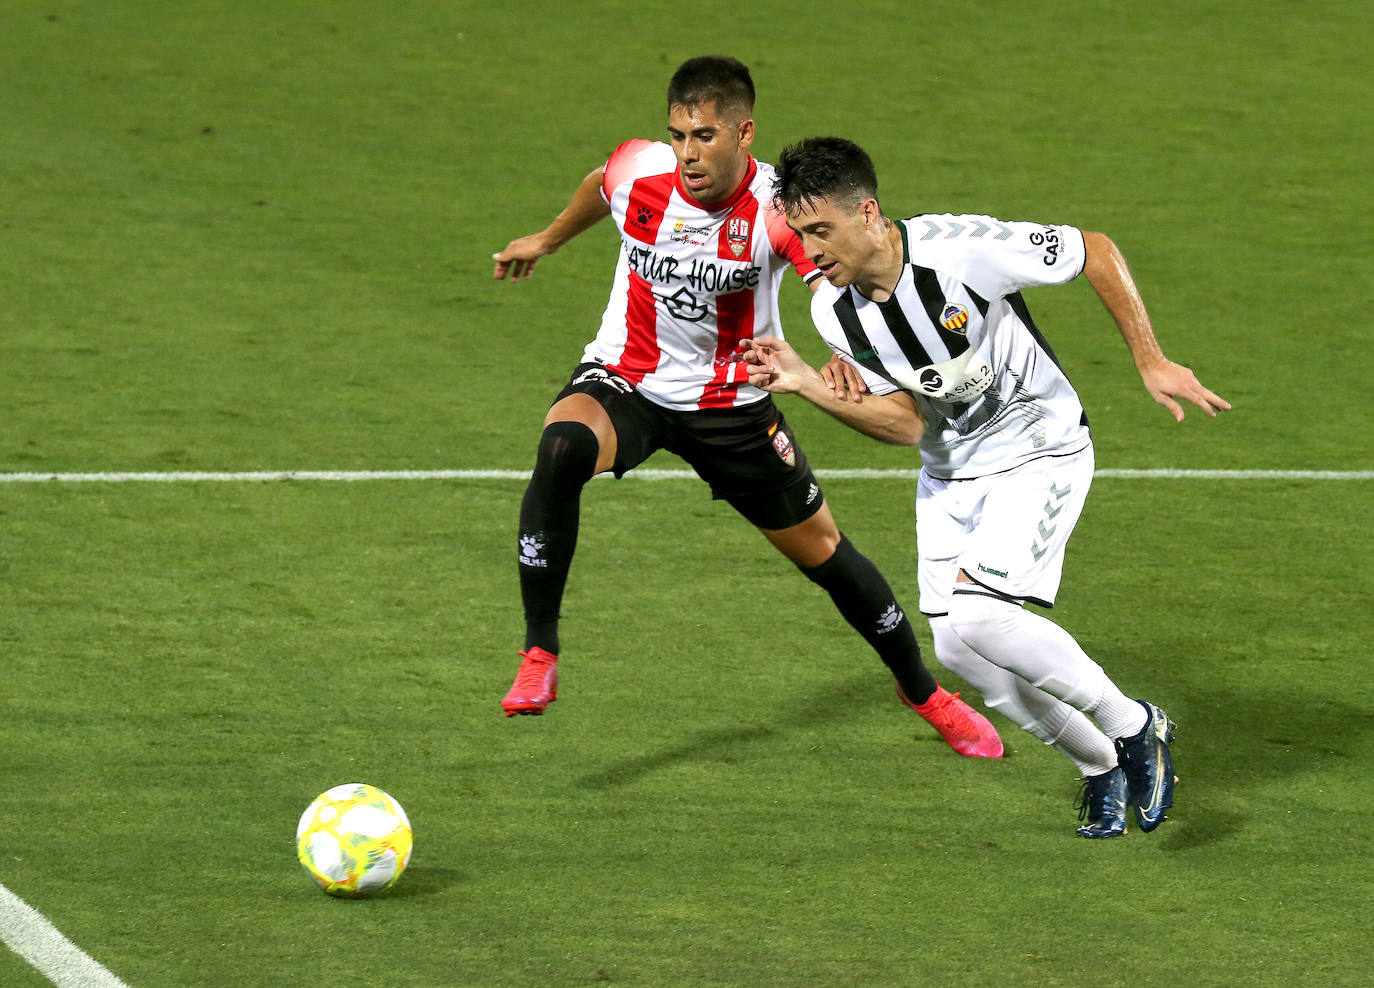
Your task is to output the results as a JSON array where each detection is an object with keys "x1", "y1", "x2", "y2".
[
  {"x1": 1075, "y1": 766, "x2": 1128, "y2": 838},
  {"x1": 1115, "y1": 700, "x2": 1177, "y2": 832}
]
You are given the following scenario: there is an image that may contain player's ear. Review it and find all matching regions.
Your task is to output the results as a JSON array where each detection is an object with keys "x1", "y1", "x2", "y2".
[
  {"x1": 737, "y1": 117, "x2": 755, "y2": 149},
  {"x1": 861, "y1": 197, "x2": 881, "y2": 227}
]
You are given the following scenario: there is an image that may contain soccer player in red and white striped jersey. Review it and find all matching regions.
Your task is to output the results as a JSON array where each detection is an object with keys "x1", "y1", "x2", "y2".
[
  {"x1": 490, "y1": 57, "x2": 1002, "y2": 758},
  {"x1": 587, "y1": 136, "x2": 817, "y2": 411}
]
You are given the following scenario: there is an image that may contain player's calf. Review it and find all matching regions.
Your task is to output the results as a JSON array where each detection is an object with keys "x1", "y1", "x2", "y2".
[{"x1": 518, "y1": 421, "x2": 601, "y2": 655}]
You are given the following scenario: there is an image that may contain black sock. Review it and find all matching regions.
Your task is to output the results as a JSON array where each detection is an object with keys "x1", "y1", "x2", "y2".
[
  {"x1": 800, "y1": 534, "x2": 937, "y2": 703},
  {"x1": 517, "y1": 421, "x2": 600, "y2": 654}
]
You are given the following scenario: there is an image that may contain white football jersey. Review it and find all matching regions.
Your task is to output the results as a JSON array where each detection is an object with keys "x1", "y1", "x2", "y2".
[
  {"x1": 585, "y1": 140, "x2": 819, "y2": 411},
  {"x1": 809, "y1": 214, "x2": 1092, "y2": 479}
]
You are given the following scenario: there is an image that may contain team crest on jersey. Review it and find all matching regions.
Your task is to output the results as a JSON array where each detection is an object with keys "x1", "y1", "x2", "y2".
[
  {"x1": 940, "y1": 303, "x2": 969, "y2": 333},
  {"x1": 726, "y1": 217, "x2": 751, "y2": 258},
  {"x1": 767, "y1": 421, "x2": 796, "y2": 467}
]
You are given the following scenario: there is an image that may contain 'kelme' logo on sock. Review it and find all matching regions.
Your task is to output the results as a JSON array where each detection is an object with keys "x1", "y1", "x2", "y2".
[
  {"x1": 875, "y1": 603, "x2": 905, "y2": 635},
  {"x1": 519, "y1": 534, "x2": 548, "y2": 568}
]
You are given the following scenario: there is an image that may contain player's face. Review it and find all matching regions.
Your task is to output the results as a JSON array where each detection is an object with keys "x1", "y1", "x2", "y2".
[
  {"x1": 786, "y1": 196, "x2": 881, "y2": 290},
  {"x1": 668, "y1": 100, "x2": 754, "y2": 204}
]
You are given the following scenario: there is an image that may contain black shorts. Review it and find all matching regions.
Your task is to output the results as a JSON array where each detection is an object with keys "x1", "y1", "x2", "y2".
[{"x1": 554, "y1": 362, "x2": 824, "y2": 531}]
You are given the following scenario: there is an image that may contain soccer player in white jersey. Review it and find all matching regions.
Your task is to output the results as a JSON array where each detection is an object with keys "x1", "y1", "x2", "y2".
[
  {"x1": 489, "y1": 58, "x2": 1002, "y2": 758},
  {"x1": 741, "y1": 136, "x2": 1230, "y2": 836}
]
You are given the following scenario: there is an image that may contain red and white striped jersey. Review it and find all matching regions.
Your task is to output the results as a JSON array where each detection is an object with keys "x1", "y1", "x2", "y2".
[{"x1": 584, "y1": 139, "x2": 820, "y2": 411}]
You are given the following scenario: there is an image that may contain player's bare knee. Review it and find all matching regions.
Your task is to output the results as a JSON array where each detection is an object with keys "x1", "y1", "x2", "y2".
[
  {"x1": 796, "y1": 525, "x2": 842, "y2": 567},
  {"x1": 765, "y1": 503, "x2": 840, "y2": 568}
]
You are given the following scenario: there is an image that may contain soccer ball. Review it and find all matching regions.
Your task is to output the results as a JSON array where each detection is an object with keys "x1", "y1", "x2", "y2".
[{"x1": 296, "y1": 783, "x2": 413, "y2": 897}]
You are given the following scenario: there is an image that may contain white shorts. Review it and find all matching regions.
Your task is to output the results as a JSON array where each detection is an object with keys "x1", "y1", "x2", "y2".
[{"x1": 916, "y1": 445, "x2": 1094, "y2": 614}]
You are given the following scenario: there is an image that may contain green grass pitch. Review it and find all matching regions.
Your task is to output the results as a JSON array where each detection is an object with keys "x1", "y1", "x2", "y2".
[{"x1": 2, "y1": 1, "x2": 1372, "y2": 985}]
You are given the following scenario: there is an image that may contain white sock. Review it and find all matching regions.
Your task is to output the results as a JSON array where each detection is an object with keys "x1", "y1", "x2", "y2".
[
  {"x1": 1091, "y1": 695, "x2": 1148, "y2": 741},
  {"x1": 946, "y1": 591, "x2": 1146, "y2": 740},
  {"x1": 931, "y1": 616, "x2": 1117, "y2": 775},
  {"x1": 1047, "y1": 709, "x2": 1119, "y2": 777}
]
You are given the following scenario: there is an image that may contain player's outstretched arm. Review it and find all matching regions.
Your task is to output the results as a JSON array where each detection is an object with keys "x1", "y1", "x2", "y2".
[
  {"x1": 492, "y1": 166, "x2": 612, "y2": 280},
  {"x1": 740, "y1": 338, "x2": 923, "y2": 445},
  {"x1": 1082, "y1": 231, "x2": 1232, "y2": 421}
]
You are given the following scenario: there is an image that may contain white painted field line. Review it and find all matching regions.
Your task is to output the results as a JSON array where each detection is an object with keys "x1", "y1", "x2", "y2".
[
  {"x1": 0, "y1": 883, "x2": 128, "y2": 987},
  {"x1": 0, "y1": 469, "x2": 525, "y2": 483},
  {"x1": 0, "y1": 468, "x2": 1370, "y2": 483}
]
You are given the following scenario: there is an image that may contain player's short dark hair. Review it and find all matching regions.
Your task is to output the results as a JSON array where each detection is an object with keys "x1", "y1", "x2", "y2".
[
  {"x1": 774, "y1": 137, "x2": 879, "y2": 214},
  {"x1": 667, "y1": 56, "x2": 755, "y2": 118}
]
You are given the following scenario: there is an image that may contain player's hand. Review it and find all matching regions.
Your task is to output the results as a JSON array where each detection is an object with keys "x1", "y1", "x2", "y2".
[
  {"x1": 1140, "y1": 359, "x2": 1232, "y2": 421},
  {"x1": 739, "y1": 337, "x2": 811, "y2": 394},
  {"x1": 492, "y1": 233, "x2": 553, "y2": 280},
  {"x1": 739, "y1": 337, "x2": 781, "y2": 390},
  {"x1": 821, "y1": 353, "x2": 868, "y2": 403}
]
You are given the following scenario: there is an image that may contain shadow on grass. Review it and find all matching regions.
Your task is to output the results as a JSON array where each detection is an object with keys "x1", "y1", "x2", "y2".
[
  {"x1": 573, "y1": 657, "x2": 1374, "y2": 855},
  {"x1": 576, "y1": 672, "x2": 878, "y2": 790},
  {"x1": 1153, "y1": 808, "x2": 1246, "y2": 850},
  {"x1": 1069, "y1": 655, "x2": 1374, "y2": 850},
  {"x1": 386, "y1": 865, "x2": 467, "y2": 898},
  {"x1": 1120, "y1": 680, "x2": 1371, "y2": 790}
]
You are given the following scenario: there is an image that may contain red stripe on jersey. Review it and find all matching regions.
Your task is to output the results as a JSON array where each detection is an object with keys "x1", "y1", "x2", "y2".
[
  {"x1": 608, "y1": 271, "x2": 661, "y2": 385},
  {"x1": 622, "y1": 172, "x2": 675, "y2": 245},
  {"x1": 698, "y1": 289, "x2": 755, "y2": 409},
  {"x1": 764, "y1": 201, "x2": 819, "y2": 281}
]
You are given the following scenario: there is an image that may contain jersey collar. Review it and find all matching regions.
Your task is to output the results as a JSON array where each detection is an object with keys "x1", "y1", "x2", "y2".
[{"x1": 675, "y1": 156, "x2": 759, "y2": 212}]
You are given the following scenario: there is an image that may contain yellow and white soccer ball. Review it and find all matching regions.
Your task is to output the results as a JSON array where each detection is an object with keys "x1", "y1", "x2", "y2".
[{"x1": 296, "y1": 783, "x2": 413, "y2": 897}]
